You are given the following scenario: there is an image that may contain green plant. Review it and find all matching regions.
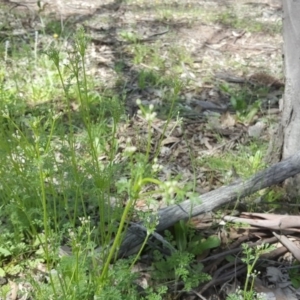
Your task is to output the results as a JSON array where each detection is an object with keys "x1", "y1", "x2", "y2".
[
  {"x1": 262, "y1": 188, "x2": 283, "y2": 204},
  {"x1": 132, "y1": 44, "x2": 152, "y2": 64},
  {"x1": 199, "y1": 142, "x2": 267, "y2": 186},
  {"x1": 232, "y1": 243, "x2": 274, "y2": 300},
  {"x1": 119, "y1": 30, "x2": 139, "y2": 43},
  {"x1": 173, "y1": 220, "x2": 220, "y2": 255},
  {"x1": 153, "y1": 249, "x2": 210, "y2": 293},
  {"x1": 149, "y1": 221, "x2": 215, "y2": 294},
  {"x1": 5, "y1": 24, "x2": 187, "y2": 296},
  {"x1": 142, "y1": 285, "x2": 168, "y2": 300},
  {"x1": 137, "y1": 70, "x2": 160, "y2": 89},
  {"x1": 226, "y1": 287, "x2": 267, "y2": 300},
  {"x1": 289, "y1": 262, "x2": 300, "y2": 289},
  {"x1": 214, "y1": 10, "x2": 278, "y2": 34},
  {"x1": 156, "y1": 9, "x2": 174, "y2": 22},
  {"x1": 0, "y1": 25, "x2": 163, "y2": 298},
  {"x1": 46, "y1": 28, "x2": 189, "y2": 295},
  {"x1": 219, "y1": 82, "x2": 262, "y2": 123},
  {"x1": 225, "y1": 243, "x2": 275, "y2": 300}
]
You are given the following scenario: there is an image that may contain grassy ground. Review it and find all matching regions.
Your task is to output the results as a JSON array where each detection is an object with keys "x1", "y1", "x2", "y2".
[{"x1": 0, "y1": 0, "x2": 285, "y2": 299}]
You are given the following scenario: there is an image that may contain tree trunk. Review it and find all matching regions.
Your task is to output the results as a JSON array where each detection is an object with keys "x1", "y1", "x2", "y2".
[{"x1": 280, "y1": 0, "x2": 300, "y2": 196}]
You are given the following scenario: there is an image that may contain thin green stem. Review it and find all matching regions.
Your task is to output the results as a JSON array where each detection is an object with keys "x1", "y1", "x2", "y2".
[{"x1": 130, "y1": 233, "x2": 150, "y2": 268}]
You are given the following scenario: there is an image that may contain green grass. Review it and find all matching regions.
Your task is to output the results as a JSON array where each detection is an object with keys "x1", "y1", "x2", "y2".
[
  {"x1": 0, "y1": 25, "x2": 208, "y2": 299},
  {"x1": 198, "y1": 142, "x2": 268, "y2": 183},
  {"x1": 214, "y1": 10, "x2": 281, "y2": 34}
]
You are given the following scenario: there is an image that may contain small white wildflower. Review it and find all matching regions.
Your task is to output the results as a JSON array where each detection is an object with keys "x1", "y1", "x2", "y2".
[
  {"x1": 68, "y1": 229, "x2": 75, "y2": 238},
  {"x1": 165, "y1": 180, "x2": 178, "y2": 195},
  {"x1": 52, "y1": 177, "x2": 59, "y2": 185},
  {"x1": 11, "y1": 153, "x2": 25, "y2": 164},
  {"x1": 145, "y1": 112, "x2": 157, "y2": 122},
  {"x1": 149, "y1": 104, "x2": 154, "y2": 111},
  {"x1": 136, "y1": 99, "x2": 142, "y2": 105},
  {"x1": 1, "y1": 107, "x2": 9, "y2": 118},
  {"x1": 79, "y1": 217, "x2": 90, "y2": 225},
  {"x1": 152, "y1": 162, "x2": 163, "y2": 173},
  {"x1": 12, "y1": 131, "x2": 21, "y2": 140}
]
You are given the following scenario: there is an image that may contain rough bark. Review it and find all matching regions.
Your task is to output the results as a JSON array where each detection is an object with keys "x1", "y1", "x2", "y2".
[
  {"x1": 118, "y1": 151, "x2": 300, "y2": 257},
  {"x1": 281, "y1": 0, "x2": 300, "y2": 196}
]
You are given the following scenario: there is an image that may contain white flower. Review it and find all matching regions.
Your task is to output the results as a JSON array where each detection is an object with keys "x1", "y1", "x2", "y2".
[
  {"x1": 145, "y1": 112, "x2": 157, "y2": 122},
  {"x1": 165, "y1": 180, "x2": 178, "y2": 195},
  {"x1": 152, "y1": 161, "x2": 163, "y2": 172}
]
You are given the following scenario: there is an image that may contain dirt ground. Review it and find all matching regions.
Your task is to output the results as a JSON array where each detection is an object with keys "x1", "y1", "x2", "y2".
[{"x1": 3, "y1": 0, "x2": 283, "y2": 85}]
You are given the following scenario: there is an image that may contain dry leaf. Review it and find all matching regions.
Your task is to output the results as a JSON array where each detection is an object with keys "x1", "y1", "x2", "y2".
[
  {"x1": 161, "y1": 136, "x2": 180, "y2": 146},
  {"x1": 220, "y1": 111, "x2": 236, "y2": 128}
]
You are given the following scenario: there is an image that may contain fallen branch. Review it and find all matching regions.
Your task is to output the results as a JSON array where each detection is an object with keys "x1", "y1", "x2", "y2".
[{"x1": 118, "y1": 151, "x2": 300, "y2": 257}]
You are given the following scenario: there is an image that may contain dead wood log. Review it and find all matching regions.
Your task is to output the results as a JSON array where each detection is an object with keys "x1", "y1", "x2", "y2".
[{"x1": 118, "y1": 151, "x2": 300, "y2": 257}]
